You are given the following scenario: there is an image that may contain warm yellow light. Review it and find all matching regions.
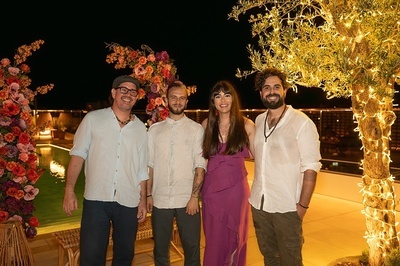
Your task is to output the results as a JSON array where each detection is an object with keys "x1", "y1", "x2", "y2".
[{"x1": 229, "y1": 1, "x2": 400, "y2": 263}]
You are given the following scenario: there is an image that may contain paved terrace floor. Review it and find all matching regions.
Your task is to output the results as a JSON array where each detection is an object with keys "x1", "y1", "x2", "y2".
[{"x1": 29, "y1": 133, "x2": 388, "y2": 265}]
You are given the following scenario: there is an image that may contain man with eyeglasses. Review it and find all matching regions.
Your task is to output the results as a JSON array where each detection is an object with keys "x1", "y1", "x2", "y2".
[
  {"x1": 63, "y1": 75, "x2": 148, "y2": 266},
  {"x1": 251, "y1": 68, "x2": 322, "y2": 266},
  {"x1": 116, "y1": 86, "x2": 139, "y2": 97}
]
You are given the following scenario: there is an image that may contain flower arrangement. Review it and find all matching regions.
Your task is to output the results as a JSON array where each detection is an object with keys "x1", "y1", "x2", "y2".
[
  {"x1": 0, "y1": 40, "x2": 54, "y2": 238},
  {"x1": 106, "y1": 43, "x2": 196, "y2": 126}
]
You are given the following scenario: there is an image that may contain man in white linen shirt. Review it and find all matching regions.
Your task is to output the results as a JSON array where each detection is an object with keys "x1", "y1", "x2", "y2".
[
  {"x1": 62, "y1": 75, "x2": 148, "y2": 266},
  {"x1": 250, "y1": 68, "x2": 322, "y2": 266},
  {"x1": 147, "y1": 81, "x2": 206, "y2": 266}
]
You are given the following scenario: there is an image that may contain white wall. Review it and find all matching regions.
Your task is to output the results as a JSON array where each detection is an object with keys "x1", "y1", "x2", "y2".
[
  {"x1": 315, "y1": 171, "x2": 400, "y2": 211},
  {"x1": 245, "y1": 160, "x2": 400, "y2": 211}
]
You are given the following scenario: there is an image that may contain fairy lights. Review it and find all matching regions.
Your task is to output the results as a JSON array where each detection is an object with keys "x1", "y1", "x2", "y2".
[{"x1": 230, "y1": 1, "x2": 400, "y2": 265}]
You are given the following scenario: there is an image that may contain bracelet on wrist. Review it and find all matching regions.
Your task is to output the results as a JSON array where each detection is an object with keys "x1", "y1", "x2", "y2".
[
  {"x1": 191, "y1": 195, "x2": 199, "y2": 198},
  {"x1": 146, "y1": 195, "x2": 152, "y2": 198},
  {"x1": 298, "y1": 203, "x2": 309, "y2": 209}
]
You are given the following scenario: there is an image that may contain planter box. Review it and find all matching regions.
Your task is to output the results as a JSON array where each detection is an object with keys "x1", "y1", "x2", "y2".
[{"x1": 52, "y1": 130, "x2": 65, "y2": 139}]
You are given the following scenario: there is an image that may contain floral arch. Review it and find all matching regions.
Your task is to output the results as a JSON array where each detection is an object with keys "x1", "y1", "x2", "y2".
[{"x1": 106, "y1": 43, "x2": 197, "y2": 126}]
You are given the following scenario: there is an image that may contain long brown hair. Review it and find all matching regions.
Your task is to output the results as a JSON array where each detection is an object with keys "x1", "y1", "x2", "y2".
[{"x1": 202, "y1": 80, "x2": 249, "y2": 159}]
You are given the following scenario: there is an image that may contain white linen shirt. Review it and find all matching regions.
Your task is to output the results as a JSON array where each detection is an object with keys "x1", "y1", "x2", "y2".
[
  {"x1": 70, "y1": 107, "x2": 149, "y2": 208},
  {"x1": 148, "y1": 115, "x2": 206, "y2": 209},
  {"x1": 249, "y1": 105, "x2": 322, "y2": 213}
]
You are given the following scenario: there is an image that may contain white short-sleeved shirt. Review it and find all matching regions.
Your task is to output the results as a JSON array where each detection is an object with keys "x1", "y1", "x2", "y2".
[
  {"x1": 70, "y1": 107, "x2": 149, "y2": 208},
  {"x1": 148, "y1": 115, "x2": 206, "y2": 209},
  {"x1": 249, "y1": 105, "x2": 322, "y2": 212}
]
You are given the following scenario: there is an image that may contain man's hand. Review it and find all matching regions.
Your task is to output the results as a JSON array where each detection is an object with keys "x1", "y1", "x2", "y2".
[
  {"x1": 137, "y1": 200, "x2": 147, "y2": 223},
  {"x1": 147, "y1": 196, "x2": 153, "y2": 214},
  {"x1": 63, "y1": 190, "x2": 78, "y2": 216},
  {"x1": 186, "y1": 197, "x2": 199, "y2": 215}
]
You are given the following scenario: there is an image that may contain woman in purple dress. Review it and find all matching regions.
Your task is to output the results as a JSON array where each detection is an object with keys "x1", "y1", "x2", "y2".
[{"x1": 201, "y1": 80, "x2": 255, "y2": 266}]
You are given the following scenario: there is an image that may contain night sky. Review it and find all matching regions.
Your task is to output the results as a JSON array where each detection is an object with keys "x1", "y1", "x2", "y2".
[{"x1": 3, "y1": 1, "x2": 354, "y2": 111}]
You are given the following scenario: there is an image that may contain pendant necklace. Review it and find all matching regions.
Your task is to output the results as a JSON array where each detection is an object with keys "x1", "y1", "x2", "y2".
[
  {"x1": 264, "y1": 105, "x2": 287, "y2": 142},
  {"x1": 218, "y1": 122, "x2": 230, "y2": 142},
  {"x1": 116, "y1": 114, "x2": 132, "y2": 126}
]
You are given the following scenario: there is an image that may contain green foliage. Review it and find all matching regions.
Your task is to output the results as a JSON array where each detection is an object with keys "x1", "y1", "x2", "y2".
[
  {"x1": 384, "y1": 249, "x2": 400, "y2": 266},
  {"x1": 228, "y1": 0, "x2": 400, "y2": 99},
  {"x1": 360, "y1": 249, "x2": 369, "y2": 265}
]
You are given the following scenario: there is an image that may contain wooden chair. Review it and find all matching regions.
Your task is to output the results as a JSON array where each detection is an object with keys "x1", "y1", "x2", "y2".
[
  {"x1": 0, "y1": 221, "x2": 34, "y2": 266},
  {"x1": 53, "y1": 216, "x2": 183, "y2": 266}
]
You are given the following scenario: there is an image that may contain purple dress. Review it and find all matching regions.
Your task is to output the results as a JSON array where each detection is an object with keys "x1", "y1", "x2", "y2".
[{"x1": 201, "y1": 143, "x2": 250, "y2": 266}]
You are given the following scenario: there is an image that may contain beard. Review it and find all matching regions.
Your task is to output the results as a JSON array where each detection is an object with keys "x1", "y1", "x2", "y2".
[
  {"x1": 168, "y1": 103, "x2": 186, "y2": 115},
  {"x1": 261, "y1": 94, "x2": 285, "y2": 109}
]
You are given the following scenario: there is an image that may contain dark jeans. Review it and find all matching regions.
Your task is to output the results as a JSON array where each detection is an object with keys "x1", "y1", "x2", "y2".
[
  {"x1": 152, "y1": 206, "x2": 201, "y2": 266},
  {"x1": 80, "y1": 199, "x2": 138, "y2": 266},
  {"x1": 252, "y1": 206, "x2": 304, "y2": 266}
]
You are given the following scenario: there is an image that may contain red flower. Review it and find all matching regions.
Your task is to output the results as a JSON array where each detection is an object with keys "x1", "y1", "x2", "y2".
[
  {"x1": 18, "y1": 132, "x2": 30, "y2": 145},
  {"x1": 0, "y1": 211, "x2": 9, "y2": 222},
  {"x1": 11, "y1": 126, "x2": 22, "y2": 136},
  {"x1": 26, "y1": 169, "x2": 40, "y2": 184},
  {"x1": 0, "y1": 40, "x2": 53, "y2": 238},
  {"x1": 12, "y1": 163, "x2": 26, "y2": 177},
  {"x1": 3, "y1": 100, "x2": 20, "y2": 116},
  {"x1": 28, "y1": 216, "x2": 40, "y2": 227},
  {"x1": 6, "y1": 76, "x2": 19, "y2": 85}
]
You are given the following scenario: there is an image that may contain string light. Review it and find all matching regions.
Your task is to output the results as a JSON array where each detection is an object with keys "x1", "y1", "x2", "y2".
[{"x1": 229, "y1": 1, "x2": 400, "y2": 264}]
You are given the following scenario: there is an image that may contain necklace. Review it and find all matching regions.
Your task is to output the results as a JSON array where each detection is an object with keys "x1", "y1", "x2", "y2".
[
  {"x1": 264, "y1": 105, "x2": 287, "y2": 142},
  {"x1": 116, "y1": 114, "x2": 132, "y2": 125},
  {"x1": 218, "y1": 121, "x2": 230, "y2": 142}
]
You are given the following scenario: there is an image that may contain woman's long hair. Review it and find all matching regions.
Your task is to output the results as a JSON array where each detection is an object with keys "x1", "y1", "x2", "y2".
[{"x1": 202, "y1": 80, "x2": 249, "y2": 159}]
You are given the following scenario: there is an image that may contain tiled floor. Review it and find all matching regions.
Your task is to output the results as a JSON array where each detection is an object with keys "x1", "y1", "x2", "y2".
[
  {"x1": 29, "y1": 133, "x2": 380, "y2": 265},
  {"x1": 28, "y1": 193, "x2": 375, "y2": 266}
]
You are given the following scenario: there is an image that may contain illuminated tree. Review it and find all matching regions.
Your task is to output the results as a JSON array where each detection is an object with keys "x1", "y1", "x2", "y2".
[{"x1": 229, "y1": 0, "x2": 400, "y2": 265}]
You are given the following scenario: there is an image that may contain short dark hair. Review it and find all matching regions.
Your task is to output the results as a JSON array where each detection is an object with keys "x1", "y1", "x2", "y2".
[{"x1": 254, "y1": 68, "x2": 290, "y2": 91}]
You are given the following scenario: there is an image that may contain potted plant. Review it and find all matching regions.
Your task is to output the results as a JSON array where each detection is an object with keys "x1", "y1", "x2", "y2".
[{"x1": 53, "y1": 120, "x2": 67, "y2": 139}]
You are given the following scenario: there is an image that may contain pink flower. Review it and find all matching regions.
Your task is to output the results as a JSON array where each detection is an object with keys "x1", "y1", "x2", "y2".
[
  {"x1": 0, "y1": 40, "x2": 52, "y2": 238},
  {"x1": 155, "y1": 97, "x2": 164, "y2": 106},
  {"x1": 13, "y1": 176, "x2": 28, "y2": 184},
  {"x1": 106, "y1": 43, "x2": 196, "y2": 124},
  {"x1": 8, "y1": 67, "x2": 20, "y2": 76},
  {"x1": 24, "y1": 185, "x2": 39, "y2": 201},
  {"x1": 0, "y1": 58, "x2": 10, "y2": 67},
  {"x1": 9, "y1": 215, "x2": 22, "y2": 223},
  {"x1": 150, "y1": 83, "x2": 159, "y2": 93},
  {"x1": 18, "y1": 152, "x2": 29, "y2": 162},
  {"x1": 134, "y1": 65, "x2": 146, "y2": 76},
  {"x1": 147, "y1": 54, "x2": 156, "y2": 62}
]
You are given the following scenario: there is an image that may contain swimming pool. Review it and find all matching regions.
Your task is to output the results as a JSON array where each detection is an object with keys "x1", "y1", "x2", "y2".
[{"x1": 34, "y1": 144, "x2": 84, "y2": 234}]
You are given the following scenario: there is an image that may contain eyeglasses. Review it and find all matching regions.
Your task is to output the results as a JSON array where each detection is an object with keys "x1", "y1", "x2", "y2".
[{"x1": 116, "y1": 86, "x2": 138, "y2": 97}]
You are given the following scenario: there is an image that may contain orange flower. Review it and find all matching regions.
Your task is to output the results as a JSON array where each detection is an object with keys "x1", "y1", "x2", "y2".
[
  {"x1": 138, "y1": 56, "x2": 147, "y2": 65},
  {"x1": 4, "y1": 132, "x2": 16, "y2": 143},
  {"x1": 0, "y1": 40, "x2": 53, "y2": 238},
  {"x1": 106, "y1": 43, "x2": 196, "y2": 125}
]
